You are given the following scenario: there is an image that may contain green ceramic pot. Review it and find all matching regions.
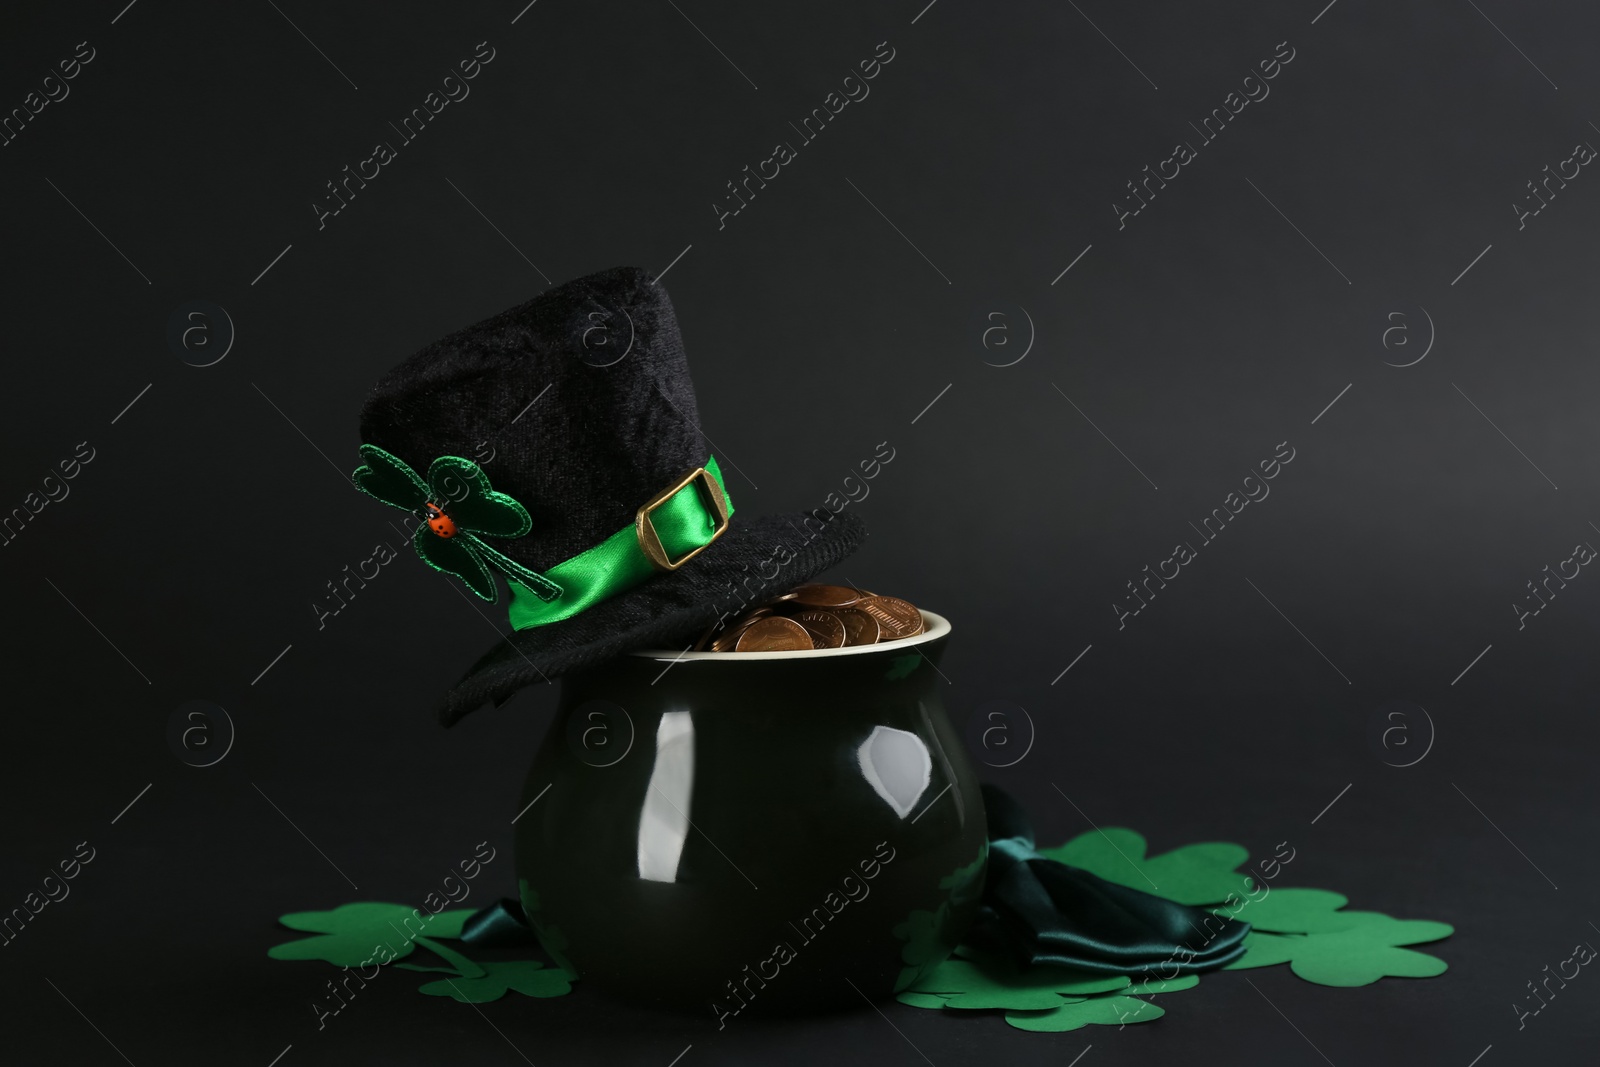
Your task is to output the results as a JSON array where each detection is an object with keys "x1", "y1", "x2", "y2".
[{"x1": 513, "y1": 610, "x2": 986, "y2": 1019}]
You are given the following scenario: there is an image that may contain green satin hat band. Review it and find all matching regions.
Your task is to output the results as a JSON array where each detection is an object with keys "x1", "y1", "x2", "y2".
[{"x1": 505, "y1": 456, "x2": 733, "y2": 631}]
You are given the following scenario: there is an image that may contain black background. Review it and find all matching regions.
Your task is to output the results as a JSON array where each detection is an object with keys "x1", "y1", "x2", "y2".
[{"x1": 3, "y1": 0, "x2": 1597, "y2": 1063}]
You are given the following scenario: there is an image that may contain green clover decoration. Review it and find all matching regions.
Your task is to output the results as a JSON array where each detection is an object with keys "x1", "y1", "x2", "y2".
[{"x1": 352, "y1": 444, "x2": 561, "y2": 603}]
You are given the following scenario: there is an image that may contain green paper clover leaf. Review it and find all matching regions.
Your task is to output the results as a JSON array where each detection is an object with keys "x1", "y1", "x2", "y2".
[
  {"x1": 899, "y1": 965, "x2": 1201, "y2": 1015},
  {"x1": 947, "y1": 989, "x2": 1089, "y2": 1011},
  {"x1": 417, "y1": 960, "x2": 573, "y2": 1002},
  {"x1": 1005, "y1": 995, "x2": 1165, "y2": 1032},
  {"x1": 896, "y1": 991, "x2": 954, "y2": 1009},
  {"x1": 352, "y1": 445, "x2": 558, "y2": 602},
  {"x1": 269, "y1": 902, "x2": 473, "y2": 967},
  {"x1": 1225, "y1": 918, "x2": 1453, "y2": 986},
  {"x1": 1226, "y1": 931, "x2": 1301, "y2": 970},
  {"x1": 908, "y1": 958, "x2": 1130, "y2": 1010},
  {"x1": 1214, "y1": 888, "x2": 1389, "y2": 934},
  {"x1": 1125, "y1": 973, "x2": 1200, "y2": 995},
  {"x1": 1039, "y1": 828, "x2": 1252, "y2": 905}
]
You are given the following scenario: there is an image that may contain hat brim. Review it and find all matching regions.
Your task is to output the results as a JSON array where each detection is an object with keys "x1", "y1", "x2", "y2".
[{"x1": 439, "y1": 509, "x2": 867, "y2": 724}]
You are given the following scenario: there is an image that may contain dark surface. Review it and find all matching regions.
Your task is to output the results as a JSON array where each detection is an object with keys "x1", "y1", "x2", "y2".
[{"x1": 2, "y1": 0, "x2": 1596, "y2": 1063}]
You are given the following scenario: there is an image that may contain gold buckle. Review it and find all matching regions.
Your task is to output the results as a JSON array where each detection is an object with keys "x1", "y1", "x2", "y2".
[{"x1": 635, "y1": 467, "x2": 730, "y2": 572}]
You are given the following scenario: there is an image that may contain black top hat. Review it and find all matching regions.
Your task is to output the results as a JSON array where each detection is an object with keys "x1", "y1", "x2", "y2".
[{"x1": 354, "y1": 266, "x2": 865, "y2": 724}]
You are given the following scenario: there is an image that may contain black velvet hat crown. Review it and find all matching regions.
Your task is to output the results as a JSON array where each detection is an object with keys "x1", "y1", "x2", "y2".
[{"x1": 357, "y1": 266, "x2": 865, "y2": 724}]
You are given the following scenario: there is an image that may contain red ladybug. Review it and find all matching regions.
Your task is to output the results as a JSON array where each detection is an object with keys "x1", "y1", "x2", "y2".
[{"x1": 424, "y1": 502, "x2": 459, "y2": 538}]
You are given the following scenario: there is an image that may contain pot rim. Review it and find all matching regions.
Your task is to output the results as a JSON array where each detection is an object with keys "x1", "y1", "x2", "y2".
[{"x1": 630, "y1": 609, "x2": 950, "y2": 662}]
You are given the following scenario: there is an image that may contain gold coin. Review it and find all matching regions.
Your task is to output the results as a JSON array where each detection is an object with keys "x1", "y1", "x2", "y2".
[
  {"x1": 734, "y1": 616, "x2": 814, "y2": 652},
  {"x1": 788, "y1": 583, "x2": 863, "y2": 608},
  {"x1": 707, "y1": 605, "x2": 776, "y2": 650},
  {"x1": 856, "y1": 595, "x2": 923, "y2": 640},
  {"x1": 834, "y1": 607, "x2": 880, "y2": 646},
  {"x1": 709, "y1": 619, "x2": 755, "y2": 652},
  {"x1": 691, "y1": 621, "x2": 719, "y2": 651},
  {"x1": 794, "y1": 609, "x2": 846, "y2": 649}
]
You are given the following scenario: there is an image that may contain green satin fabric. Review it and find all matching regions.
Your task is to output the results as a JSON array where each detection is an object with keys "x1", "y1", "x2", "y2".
[
  {"x1": 460, "y1": 898, "x2": 538, "y2": 947},
  {"x1": 505, "y1": 457, "x2": 733, "y2": 630},
  {"x1": 980, "y1": 785, "x2": 1250, "y2": 976}
]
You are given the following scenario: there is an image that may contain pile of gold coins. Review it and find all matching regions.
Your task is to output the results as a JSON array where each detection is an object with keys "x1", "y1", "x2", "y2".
[{"x1": 694, "y1": 584, "x2": 925, "y2": 652}]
